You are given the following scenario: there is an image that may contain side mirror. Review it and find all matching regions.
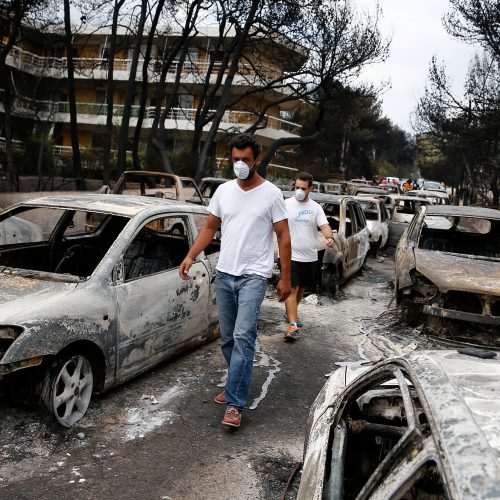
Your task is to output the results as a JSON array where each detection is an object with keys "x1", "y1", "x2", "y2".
[{"x1": 113, "y1": 255, "x2": 125, "y2": 284}]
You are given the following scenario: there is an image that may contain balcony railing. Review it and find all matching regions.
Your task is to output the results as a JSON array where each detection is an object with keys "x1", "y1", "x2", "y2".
[
  {"x1": 6, "y1": 45, "x2": 283, "y2": 81},
  {"x1": 55, "y1": 103, "x2": 301, "y2": 134},
  {"x1": 52, "y1": 145, "x2": 133, "y2": 159},
  {"x1": 0, "y1": 137, "x2": 24, "y2": 152},
  {"x1": 4, "y1": 90, "x2": 301, "y2": 135}
]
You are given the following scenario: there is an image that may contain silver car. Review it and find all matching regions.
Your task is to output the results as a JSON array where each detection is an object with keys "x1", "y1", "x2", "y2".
[
  {"x1": 354, "y1": 196, "x2": 389, "y2": 254},
  {"x1": 280, "y1": 193, "x2": 370, "y2": 296},
  {"x1": 298, "y1": 350, "x2": 500, "y2": 499},
  {"x1": 0, "y1": 194, "x2": 219, "y2": 426}
]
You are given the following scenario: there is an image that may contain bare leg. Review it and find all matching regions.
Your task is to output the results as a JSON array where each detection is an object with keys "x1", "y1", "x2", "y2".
[
  {"x1": 297, "y1": 286, "x2": 305, "y2": 306},
  {"x1": 285, "y1": 286, "x2": 299, "y2": 323}
]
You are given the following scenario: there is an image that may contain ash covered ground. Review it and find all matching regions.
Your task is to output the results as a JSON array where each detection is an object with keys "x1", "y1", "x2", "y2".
[{"x1": 0, "y1": 254, "x2": 440, "y2": 499}]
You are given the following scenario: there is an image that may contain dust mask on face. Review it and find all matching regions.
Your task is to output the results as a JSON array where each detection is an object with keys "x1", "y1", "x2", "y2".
[
  {"x1": 295, "y1": 189, "x2": 306, "y2": 201},
  {"x1": 233, "y1": 160, "x2": 250, "y2": 180}
]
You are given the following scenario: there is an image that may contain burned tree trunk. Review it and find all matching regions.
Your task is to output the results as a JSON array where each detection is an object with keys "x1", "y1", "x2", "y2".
[
  {"x1": 116, "y1": 0, "x2": 148, "y2": 176},
  {"x1": 63, "y1": 0, "x2": 86, "y2": 190},
  {"x1": 102, "y1": 0, "x2": 126, "y2": 185}
]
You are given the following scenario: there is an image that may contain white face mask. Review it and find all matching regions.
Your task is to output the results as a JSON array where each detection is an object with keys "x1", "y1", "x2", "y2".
[
  {"x1": 233, "y1": 160, "x2": 250, "y2": 180},
  {"x1": 295, "y1": 188, "x2": 306, "y2": 201}
]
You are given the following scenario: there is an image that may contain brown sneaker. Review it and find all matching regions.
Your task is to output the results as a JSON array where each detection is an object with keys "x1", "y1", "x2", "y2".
[
  {"x1": 214, "y1": 389, "x2": 226, "y2": 405},
  {"x1": 222, "y1": 406, "x2": 241, "y2": 427}
]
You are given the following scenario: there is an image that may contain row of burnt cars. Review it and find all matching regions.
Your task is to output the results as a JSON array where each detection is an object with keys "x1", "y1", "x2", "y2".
[
  {"x1": 277, "y1": 179, "x2": 500, "y2": 499},
  {"x1": 0, "y1": 171, "x2": 498, "y2": 498},
  {"x1": 296, "y1": 195, "x2": 500, "y2": 499}
]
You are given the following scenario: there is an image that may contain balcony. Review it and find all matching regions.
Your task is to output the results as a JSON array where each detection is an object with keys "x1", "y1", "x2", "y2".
[
  {"x1": 5, "y1": 45, "x2": 284, "y2": 85},
  {"x1": 53, "y1": 103, "x2": 302, "y2": 137},
  {"x1": 0, "y1": 137, "x2": 24, "y2": 152},
  {"x1": 2, "y1": 89, "x2": 301, "y2": 137}
]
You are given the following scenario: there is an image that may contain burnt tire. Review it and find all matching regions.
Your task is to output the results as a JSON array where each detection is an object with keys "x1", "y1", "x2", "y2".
[
  {"x1": 400, "y1": 298, "x2": 422, "y2": 327},
  {"x1": 169, "y1": 223, "x2": 185, "y2": 235},
  {"x1": 370, "y1": 238, "x2": 382, "y2": 256},
  {"x1": 360, "y1": 254, "x2": 368, "y2": 272},
  {"x1": 321, "y1": 265, "x2": 340, "y2": 297},
  {"x1": 43, "y1": 354, "x2": 93, "y2": 427}
]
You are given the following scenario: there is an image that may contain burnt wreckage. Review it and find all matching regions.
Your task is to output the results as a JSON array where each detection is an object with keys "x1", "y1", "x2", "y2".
[
  {"x1": 395, "y1": 205, "x2": 500, "y2": 347},
  {"x1": 298, "y1": 350, "x2": 500, "y2": 499},
  {"x1": 0, "y1": 194, "x2": 220, "y2": 426}
]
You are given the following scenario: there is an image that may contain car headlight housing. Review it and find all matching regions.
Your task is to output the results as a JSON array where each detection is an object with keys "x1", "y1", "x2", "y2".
[
  {"x1": 0, "y1": 326, "x2": 25, "y2": 361},
  {"x1": 408, "y1": 271, "x2": 439, "y2": 304}
]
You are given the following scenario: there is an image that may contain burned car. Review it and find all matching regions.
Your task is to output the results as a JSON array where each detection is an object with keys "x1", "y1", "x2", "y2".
[
  {"x1": 298, "y1": 350, "x2": 500, "y2": 499},
  {"x1": 314, "y1": 193, "x2": 370, "y2": 295},
  {"x1": 395, "y1": 205, "x2": 500, "y2": 346},
  {"x1": 354, "y1": 196, "x2": 389, "y2": 255},
  {"x1": 198, "y1": 176, "x2": 230, "y2": 201},
  {"x1": 386, "y1": 195, "x2": 430, "y2": 247},
  {"x1": 279, "y1": 193, "x2": 370, "y2": 296},
  {"x1": 0, "y1": 194, "x2": 220, "y2": 426},
  {"x1": 408, "y1": 189, "x2": 451, "y2": 205},
  {"x1": 104, "y1": 170, "x2": 207, "y2": 206}
]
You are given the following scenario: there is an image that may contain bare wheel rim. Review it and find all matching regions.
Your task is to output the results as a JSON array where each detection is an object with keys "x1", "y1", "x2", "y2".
[{"x1": 51, "y1": 355, "x2": 93, "y2": 427}]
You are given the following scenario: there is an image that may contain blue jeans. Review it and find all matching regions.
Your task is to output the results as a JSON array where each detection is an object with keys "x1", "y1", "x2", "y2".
[{"x1": 215, "y1": 271, "x2": 268, "y2": 410}]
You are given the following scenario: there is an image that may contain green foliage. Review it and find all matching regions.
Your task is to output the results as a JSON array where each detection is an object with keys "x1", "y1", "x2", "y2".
[
  {"x1": 293, "y1": 83, "x2": 415, "y2": 180},
  {"x1": 373, "y1": 160, "x2": 395, "y2": 177},
  {"x1": 415, "y1": 1, "x2": 499, "y2": 204},
  {"x1": 168, "y1": 150, "x2": 194, "y2": 177}
]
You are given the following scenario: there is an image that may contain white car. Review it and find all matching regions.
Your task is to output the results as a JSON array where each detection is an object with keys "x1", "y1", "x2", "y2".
[{"x1": 354, "y1": 196, "x2": 389, "y2": 254}]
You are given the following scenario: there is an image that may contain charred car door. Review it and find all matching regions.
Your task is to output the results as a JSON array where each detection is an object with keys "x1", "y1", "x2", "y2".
[
  {"x1": 113, "y1": 214, "x2": 211, "y2": 382},
  {"x1": 343, "y1": 200, "x2": 369, "y2": 279}
]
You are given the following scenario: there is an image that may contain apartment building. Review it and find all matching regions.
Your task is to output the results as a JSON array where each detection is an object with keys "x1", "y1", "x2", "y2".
[{"x1": 1, "y1": 24, "x2": 306, "y2": 177}]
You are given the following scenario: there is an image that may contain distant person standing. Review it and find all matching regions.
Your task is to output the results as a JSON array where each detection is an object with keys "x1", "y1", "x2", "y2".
[
  {"x1": 284, "y1": 172, "x2": 334, "y2": 340},
  {"x1": 179, "y1": 133, "x2": 291, "y2": 428}
]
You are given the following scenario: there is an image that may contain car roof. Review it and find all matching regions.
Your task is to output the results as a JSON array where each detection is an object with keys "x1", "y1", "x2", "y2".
[
  {"x1": 282, "y1": 191, "x2": 350, "y2": 203},
  {"x1": 200, "y1": 177, "x2": 230, "y2": 183},
  {"x1": 400, "y1": 350, "x2": 500, "y2": 494},
  {"x1": 117, "y1": 170, "x2": 197, "y2": 183},
  {"x1": 426, "y1": 204, "x2": 500, "y2": 219},
  {"x1": 354, "y1": 196, "x2": 383, "y2": 204},
  {"x1": 390, "y1": 195, "x2": 429, "y2": 202},
  {"x1": 15, "y1": 194, "x2": 205, "y2": 217}
]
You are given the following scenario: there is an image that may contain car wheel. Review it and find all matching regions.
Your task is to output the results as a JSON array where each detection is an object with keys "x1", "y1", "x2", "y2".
[
  {"x1": 169, "y1": 223, "x2": 185, "y2": 235},
  {"x1": 360, "y1": 254, "x2": 368, "y2": 272},
  {"x1": 321, "y1": 265, "x2": 340, "y2": 297},
  {"x1": 401, "y1": 298, "x2": 421, "y2": 326},
  {"x1": 371, "y1": 237, "x2": 382, "y2": 256},
  {"x1": 43, "y1": 354, "x2": 93, "y2": 427}
]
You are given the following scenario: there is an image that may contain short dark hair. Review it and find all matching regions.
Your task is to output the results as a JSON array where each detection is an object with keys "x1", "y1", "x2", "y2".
[
  {"x1": 229, "y1": 133, "x2": 262, "y2": 160},
  {"x1": 295, "y1": 171, "x2": 313, "y2": 187}
]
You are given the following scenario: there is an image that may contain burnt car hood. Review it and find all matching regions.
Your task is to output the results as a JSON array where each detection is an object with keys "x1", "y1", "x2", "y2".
[
  {"x1": 0, "y1": 273, "x2": 78, "y2": 322},
  {"x1": 415, "y1": 249, "x2": 500, "y2": 294}
]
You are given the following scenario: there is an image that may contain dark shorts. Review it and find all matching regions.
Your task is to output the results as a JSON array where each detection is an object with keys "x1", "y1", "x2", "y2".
[{"x1": 291, "y1": 260, "x2": 317, "y2": 288}]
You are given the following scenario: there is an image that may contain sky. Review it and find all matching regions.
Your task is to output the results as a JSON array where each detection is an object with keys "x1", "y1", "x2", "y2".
[{"x1": 355, "y1": 0, "x2": 478, "y2": 132}]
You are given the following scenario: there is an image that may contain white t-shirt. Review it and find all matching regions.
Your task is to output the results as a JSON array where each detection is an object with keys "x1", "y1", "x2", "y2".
[
  {"x1": 286, "y1": 196, "x2": 328, "y2": 262},
  {"x1": 208, "y1": 179, "x2": 287, "y2": 278}
]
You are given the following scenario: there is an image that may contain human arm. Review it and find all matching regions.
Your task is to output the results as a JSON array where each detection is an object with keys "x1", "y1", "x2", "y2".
[
  {"x1": 319, "y1": 223, "x2": 335, "y2": 248},
  {"x1": 274, "y1": 219, "x2": 291, "y2": 301},
  {"x1": 179, "y1": 214, "x2": 221, "y2": 280}
]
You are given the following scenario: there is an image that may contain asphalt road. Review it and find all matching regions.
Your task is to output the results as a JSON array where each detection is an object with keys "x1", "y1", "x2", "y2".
[{"x1": 0, "y1": 254, "x2": 433, "y2": 499}]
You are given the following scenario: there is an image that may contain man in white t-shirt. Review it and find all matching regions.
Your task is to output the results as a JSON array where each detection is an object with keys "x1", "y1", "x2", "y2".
[
  {"x1": 284, "y1": 172, "x2": 334, "y2": 340},
  {"x1": 179, "y1": 134, "x2": 291, "y2": 428}
]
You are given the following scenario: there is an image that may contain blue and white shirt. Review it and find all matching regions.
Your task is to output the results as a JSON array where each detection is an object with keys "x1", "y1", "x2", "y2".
[{"x1": 285, "y1": 196, "x2": 328, "y2": 262}]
